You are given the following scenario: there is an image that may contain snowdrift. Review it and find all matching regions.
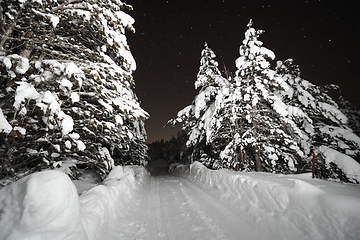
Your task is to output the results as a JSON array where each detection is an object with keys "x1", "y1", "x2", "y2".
[
  {"x1": 172, "y1": 162, "x2": 360, "y2": 240},
  {"x1": 0, "y1": 166, "x2": 149, "y2": 240}
]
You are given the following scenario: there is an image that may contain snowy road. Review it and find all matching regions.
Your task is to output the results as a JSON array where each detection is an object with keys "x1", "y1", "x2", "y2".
[
  {"x1": 2, "y1": 165, "x2": 359, "y2": 239},
  {"x1": 117, "y1": 175, "x2": 266, "y2": 240}
]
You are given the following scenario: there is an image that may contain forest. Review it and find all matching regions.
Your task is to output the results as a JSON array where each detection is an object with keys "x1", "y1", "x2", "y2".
[
  {"x1": 1, "y1": 0, "x2": 360, "y2": 186},
  {"x1": 161, "y1": 21, "x2": 360, "y2": 183}
]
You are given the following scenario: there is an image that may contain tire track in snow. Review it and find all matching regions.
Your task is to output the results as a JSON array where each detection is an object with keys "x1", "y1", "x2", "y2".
[
  {"x1": 147, "y1": 177, "x2": 165, "y2": 239},
  {"x1": 157, "y1": 177, "x2": 181, "y2": 240},
  {"x1": 180, "y1": 178, "x2": 266, "y2": 240},
  {"x1": 163, "y1": 179, "x2": 215, "y2": 239},
  {"x1": 179, "y1": 182, "x2": 228, "y2": 240},
  {"x1": 146, "y1": 175, "x2": 266, "y2": 239},
  {"x1": 161, "y1": 176, "x2": 232, "y2": 239}
]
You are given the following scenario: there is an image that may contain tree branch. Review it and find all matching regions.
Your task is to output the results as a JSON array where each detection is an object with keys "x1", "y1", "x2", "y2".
[
  {"x1": 0, "y1": 1, "x2": 29, "y2": 52},
  {"x1": 50, "y1": 0, "x2": 82, "y2": 12}
]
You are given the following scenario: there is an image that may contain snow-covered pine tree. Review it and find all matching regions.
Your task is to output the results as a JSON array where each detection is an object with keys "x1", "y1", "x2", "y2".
[
  {"x1": 276, "y1": 59, "x2": 360, "y2": 182},
  {"x1": 0, "y1": 0, "x2": 149, "y2": 180},
  {"x1": 211, "y1": 20, "x2": 305, "y2": 172},
  {"x1": 206, "y1": 81, "x2": 245, "y2": 169},
  {"x1": 194, "y1": 42, "x2": 228, "y2": 90},
  {"x1": 326, "y1": 84, "x2": 360, "y2": 137},
  {"x1": 168, "y1": 43, "x2": 228, "y2": 163},
  {"x1": 339, "y1": 96, "x2": 360, "y2": 137}
]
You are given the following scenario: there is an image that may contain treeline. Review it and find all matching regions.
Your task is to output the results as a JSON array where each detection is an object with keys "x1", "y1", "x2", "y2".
[{"x1": 147, "y1": 131, "x2": 191, "y2": 164}]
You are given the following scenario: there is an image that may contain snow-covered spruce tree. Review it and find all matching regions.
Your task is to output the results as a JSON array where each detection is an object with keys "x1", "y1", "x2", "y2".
[
  {"x1": 168, "y1": 43, "x2": 228, "y2": 164},
  {"x1": 276, "y1": 59, "x2": 360, "y2": 182},
  {"x1": 339, "y1": 97, "x2": 360, "y2": 138},
  {"x1": 327, "y1": 84, "x2": 360, "y2": 137},
  {"x1": 210, "y1": 20, "x2": 305, "y2": 172},
  {"x1": 0, "y1": 0, "x2": 149, "y2": 180},
  {"x1": 206, "y1": 81, "x2": 246, "y2": 169}
]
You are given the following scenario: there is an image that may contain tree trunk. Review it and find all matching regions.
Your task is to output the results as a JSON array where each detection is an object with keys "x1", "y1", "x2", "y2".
[
  {"x1": 211, "y1": 142, "x2": 215, "y2": 159},
  {"x1": 0, "y1": 1, "x2": 29, "y2": 53},
  {"x1": 252, "y1": 103, "x2": 262, "y2": 172},
  {"x1": 0, "y1": 20, "x2": 16, "y2": 53},
  {"x1": 254, "y1": 151, "x2": 261, "y2": 172}
]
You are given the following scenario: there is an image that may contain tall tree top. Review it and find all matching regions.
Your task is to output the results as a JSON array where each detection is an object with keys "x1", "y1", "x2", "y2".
[
  {"x1": 235, "y1": 20, "x2": 275, "y2": 79},
  {"x1": 195, "y1": 42, "x2": 225, "y2": 89}
]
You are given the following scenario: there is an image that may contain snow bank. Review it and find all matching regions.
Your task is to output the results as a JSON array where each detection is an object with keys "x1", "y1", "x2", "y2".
[
  {"x1": 0, "y1": 166, "x2": 149, "y2": 240},
  {"x1": 172, "y1": 162, "x2": 360, "y2": 240},
  {"x1": 0, "y1": 170, "x2": 86, "y2": 240}
]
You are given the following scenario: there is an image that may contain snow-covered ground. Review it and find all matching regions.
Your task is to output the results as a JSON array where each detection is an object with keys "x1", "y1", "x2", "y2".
[
  {"x1": 0, "y1": 166, "x2": 149, "y2": 240},
  {"x1": 1, "y1": 162, "x2": 360, "y2": 240},
  {"x1": 172, "y1": 162, "x2": 360, "y2": 240}
]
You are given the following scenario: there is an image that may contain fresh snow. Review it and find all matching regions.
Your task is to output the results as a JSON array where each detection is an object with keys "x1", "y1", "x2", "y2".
[
  {"x1": 0, "y1": 166, "x2": 148, "y2": 240},
  {"x1": 13, "y1": 82, "x2": 40, "y2": 109},
  {"x1": 32, "y1": 10, "x2": 59, "y2": 29},
  {"x1": 2, "y1": 57, "x2": 12, "y2": 69},
  {"x1": 318, "y1": 146, "x2": 360, "y2": 183},
  {"x1": 12, "y1": 80, "x2": 75, "y2": 136},
  {"x1": 1, "y1": 162, "x2": 360, "y2": 240},
  {"x1": 0, "y1": 108, "x2": 12, "y2": 133},
  {"x1": 320, "y1": 126, "x2": 360, "y2": 147},
  {"x1": 172, "y1": 162, "x2": 360, "y2": 240},
  {"x1": 70, "y1": 92, "x2": 80, "y2": 102}
]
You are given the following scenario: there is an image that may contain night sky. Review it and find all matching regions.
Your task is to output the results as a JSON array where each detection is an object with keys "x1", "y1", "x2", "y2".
[{"x1": 126, "y1": 0, "x2": 360, "y2": 143}]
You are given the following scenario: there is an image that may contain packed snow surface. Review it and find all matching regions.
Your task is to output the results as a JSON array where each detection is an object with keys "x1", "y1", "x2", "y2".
[
  {"x1": 1, "y1": 162, "x2": 360, "y2": 240},
  {"x1": 172, "y1": 162, "x2": 360, "y2": 240}
]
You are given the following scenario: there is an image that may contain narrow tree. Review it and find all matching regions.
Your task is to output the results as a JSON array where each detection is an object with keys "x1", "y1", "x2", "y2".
[{"x1": 168, "y1": 43, "x2": 228, "y2": 163}]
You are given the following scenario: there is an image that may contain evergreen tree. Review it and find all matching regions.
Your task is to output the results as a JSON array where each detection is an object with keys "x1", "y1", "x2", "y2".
[
  {"x1": 276, "y1": 59, "x2": 360, "y2": 164},
  {"x1": 168, "y1": 43, "x2": 228, "y2": 162},
  {"x1": 327, "y1": 84, "x2": 360, "y2": 137},
  {"x1": 147, "y1": 130, "x2": 190, "y2": 164},
  {"x1": 210, "y1": 20, "x2": 304, "y2": 172},
  {"x1": 168, "y1": 20, "x2": 360, "y2": 182},
  {"x1": 340, "y1": 101, "x2": 360, "y2": 141},
  {"x1": 194, "y1": 42, "x2": 228, "y2": 89},
  {"x1": 0, "y1": 0, "x2": 149, "y2": 180},
  {"x1": 214, "y1": 23, "x2": 360, "y2": 176}
]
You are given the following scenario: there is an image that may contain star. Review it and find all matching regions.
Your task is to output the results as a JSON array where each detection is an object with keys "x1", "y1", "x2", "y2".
[{"x1": 128, "y1": 0, "x2": 360, "y2": 143}]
